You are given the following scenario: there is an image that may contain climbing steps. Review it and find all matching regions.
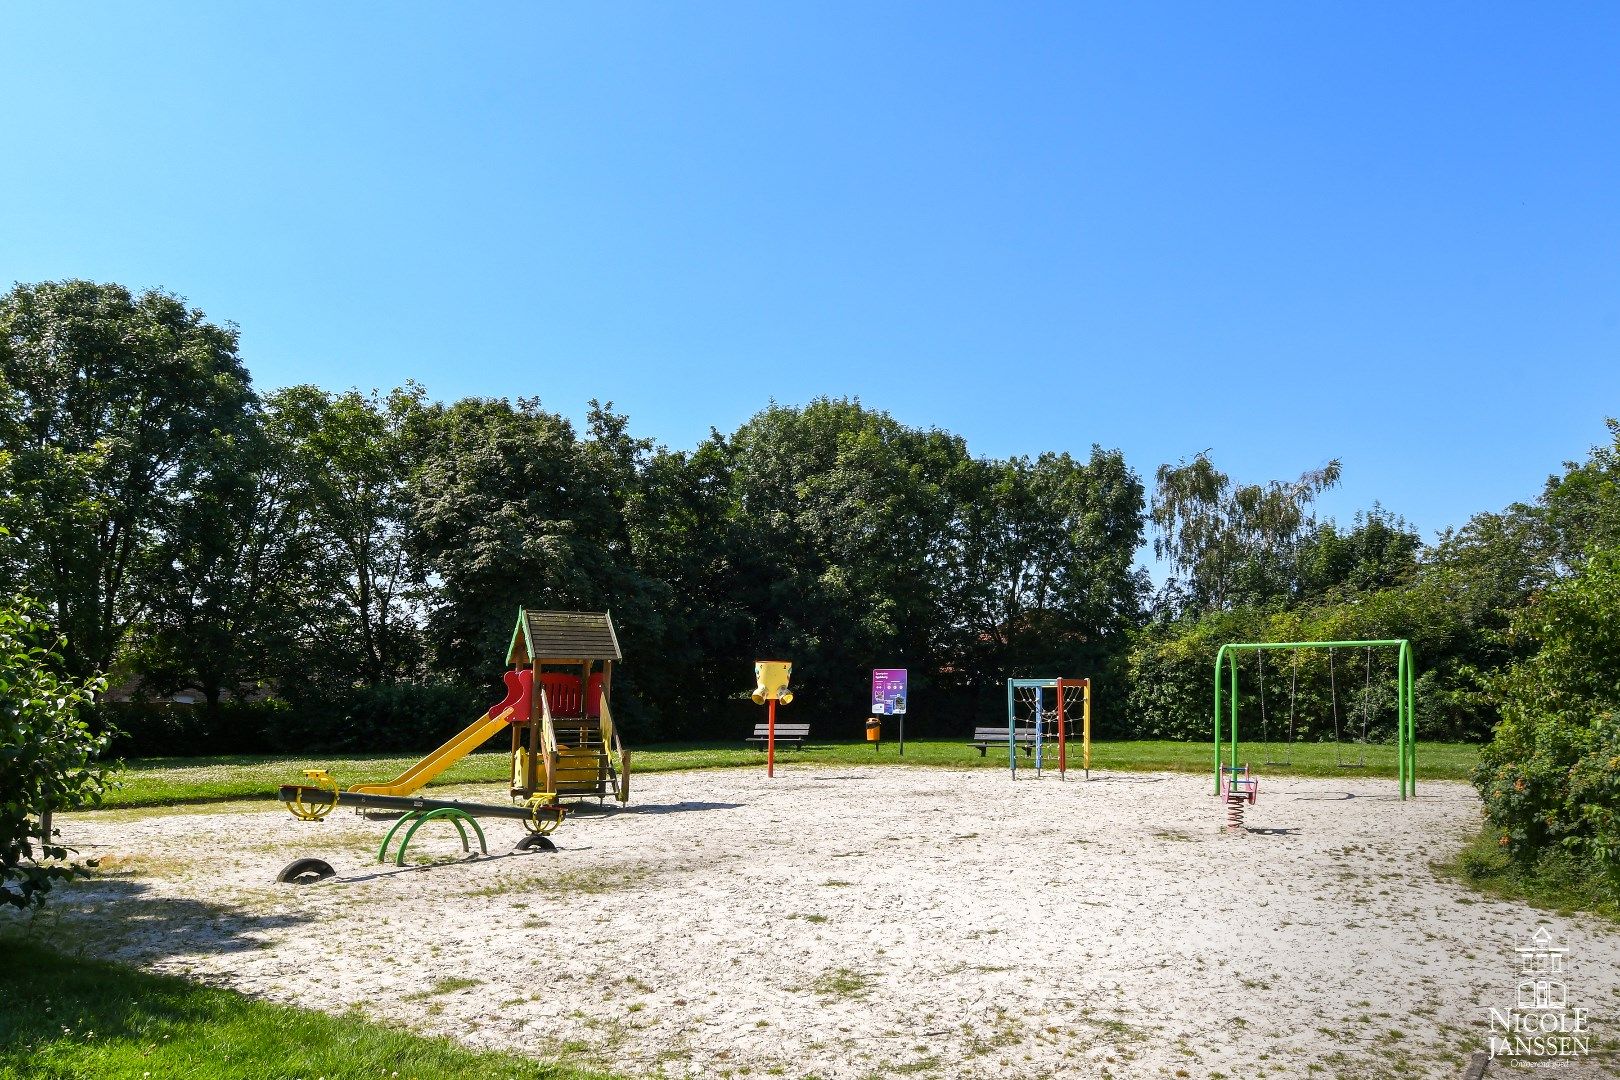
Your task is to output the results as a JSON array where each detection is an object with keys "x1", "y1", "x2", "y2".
[{"x1": 550, "y1": 717, "x2": 618, "y2": 798}]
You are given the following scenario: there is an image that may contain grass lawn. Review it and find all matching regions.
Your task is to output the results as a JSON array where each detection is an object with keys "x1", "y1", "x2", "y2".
[
  {"x1": 96, "y1": 737, "x2": 1481, "y2": 810},
  {"x1": 1434, "y1": 824, "x2": 1620, "y2": 924},
  {"x1": 0, "y1": 936, "x2": 615, "y2": 1080}
]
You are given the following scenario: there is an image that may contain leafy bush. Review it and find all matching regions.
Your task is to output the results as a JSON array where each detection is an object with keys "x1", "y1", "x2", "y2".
[
  {"x1": 1474, "y1": 545, "x2": 1620, "y2": 892},
  {"x1": 94, "y1": 682, "x2": 495, "y2": 757},
  {"x1": 281, "y1": 681, "x2": 493, "y2": 753},
  {"x1": 0, "y1": 596, "x2": 110, "y2": 909},
  {"x1": 93, "y1": 698, "x2": 288, "y2": 757},
  {"x1": 1127, "y1": 576, "x2": 1508, "y2": 744}
]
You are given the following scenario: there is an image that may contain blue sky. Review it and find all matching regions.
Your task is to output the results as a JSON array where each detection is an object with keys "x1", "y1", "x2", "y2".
[{"x1": 4, "y1": 3, "x2": 1618, "y2": 550}]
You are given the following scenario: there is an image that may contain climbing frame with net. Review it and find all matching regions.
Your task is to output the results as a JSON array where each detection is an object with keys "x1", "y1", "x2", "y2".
[{"x1": 1004, "y1": 677, "x2": 1091, "y2": 779}]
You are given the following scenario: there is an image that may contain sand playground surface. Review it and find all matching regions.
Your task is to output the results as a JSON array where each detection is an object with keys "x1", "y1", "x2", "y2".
[{"x1": 18, "y1": 766, "x2": 1620, "y2": 1079}]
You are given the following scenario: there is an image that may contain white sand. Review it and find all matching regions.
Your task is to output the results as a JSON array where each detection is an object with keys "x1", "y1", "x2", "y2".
[{"x1": 17, "y1": 766, "x2": 1620, "y2": 1079}]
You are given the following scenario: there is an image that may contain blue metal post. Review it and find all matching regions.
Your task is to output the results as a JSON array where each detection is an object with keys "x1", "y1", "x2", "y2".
[
  {"x1": 1034, "y1": 683, "x2": 1044, "y2": 776},
  {"x1": 1006, "y1": 679, "x2": 1016, "y2": 778}
]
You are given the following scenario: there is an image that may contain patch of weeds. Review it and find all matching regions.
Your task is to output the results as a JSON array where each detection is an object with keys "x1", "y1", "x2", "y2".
[
  {"x1": 470, "y1": 862, "x2": 657, "y2": 898},
  {"x1": 403, "y1": 976, "x2": 483, "y2": 1001},
  {"x1": 821, "y1": 879, "x2": 853, "y2": 887},
  {"x1": 809, "y1": 968, "x2": 872, "y2": 1000}
]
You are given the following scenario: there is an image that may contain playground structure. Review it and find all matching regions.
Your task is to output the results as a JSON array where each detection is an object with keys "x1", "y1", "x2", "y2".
[
  {"x1": 505, "y1": 608, "x2": 630, "y2": 804},
  {"x1": 275, "y1": 608, "x2": 629, "y2": 876},
  {"x1": 1212, "y1": 638, "x2": 1416, "y2": 805},
  {"x1": 1004, "y1": 677, "x2": 1091, "y2": 779},
  {"x1": 751, "y1": 660, "x2": 794, "y2": 777}
]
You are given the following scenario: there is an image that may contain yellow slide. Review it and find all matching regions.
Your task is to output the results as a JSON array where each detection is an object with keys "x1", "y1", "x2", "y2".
[{"x1": 350, "y1": 707, "x2": 513, "y2": 796}]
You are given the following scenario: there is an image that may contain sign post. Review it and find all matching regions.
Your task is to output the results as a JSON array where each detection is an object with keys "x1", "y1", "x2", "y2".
[{"x1": 871, "y1": 668, "x2": 908, "y2": 756}]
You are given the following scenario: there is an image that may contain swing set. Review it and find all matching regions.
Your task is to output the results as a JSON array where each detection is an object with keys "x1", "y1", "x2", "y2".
[{"x1": 1212, "y1": 639, "x2": 1416, "y2": 801}]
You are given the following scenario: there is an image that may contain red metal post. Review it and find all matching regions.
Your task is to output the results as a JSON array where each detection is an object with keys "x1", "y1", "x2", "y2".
[
  {"x1": 767, "y1": 697, "x2": 776, "y2": 778},
  {"x1": 1057, "y1": 679, "x2": 1068, "y2": 778}
]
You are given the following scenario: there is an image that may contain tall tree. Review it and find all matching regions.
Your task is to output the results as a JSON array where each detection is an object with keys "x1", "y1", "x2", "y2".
[
  {"x1": 723, "y1": 399, "x2": 976, "y2": 713},
  {"x1": 408, "y1": 396, "x2": 663, "y2": 686},
  {"x1": 1151, "y1": 453, "x2": 1341, "y2": 614},
  {"x1": 619, "y1": 435, "x2": 750, "y2": 734},
  {"x1": 1541, "y1": 416, "x2": 1620, "y2": 572},
  {"x1": 127, "y1": 406, "x2": 320, "y2": 710},
  {"x1": 947, "y1": 448, "x2": 1147, "y2": 685},
  {"x1": 1295, "y1": 506, "x2": 1422, "y2": 601},
  {"x1": 0, "y1": 281, "x2": 254, "y2": 678},
  {"x1": 272, "y1": 384, "x2": 429, "y2": 689}
]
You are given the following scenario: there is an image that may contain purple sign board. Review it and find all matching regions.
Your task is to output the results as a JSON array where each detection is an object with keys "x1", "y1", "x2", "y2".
[{"x1": 872, "y1": 668, "x2": 908, "y2": 715}]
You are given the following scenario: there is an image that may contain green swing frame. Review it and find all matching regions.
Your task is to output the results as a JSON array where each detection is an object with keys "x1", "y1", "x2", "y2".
[{"x1": 1212, "y1": 639, "x2": 1416, "y2": 800}]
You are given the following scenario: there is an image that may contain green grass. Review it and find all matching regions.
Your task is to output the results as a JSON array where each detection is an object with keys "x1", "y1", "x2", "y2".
[
  {"x1": 808, "y1": 967, "x2": 872, "y2": 999},
  {"x1": 0, "y1": 936, "x2": 615, "y2": 1080},
  {"x1": 1436, "y1": 823, "x2": 1620, "y2": 923},
  {"x1": 93, "y1": 737, "x2": 1480, "y2": 810}
]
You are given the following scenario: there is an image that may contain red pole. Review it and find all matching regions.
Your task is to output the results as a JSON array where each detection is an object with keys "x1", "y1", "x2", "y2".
[
  {"x1": 767, "y1": 697, "x2": 776, "y2": 778},
  {"x1": 1057, "y1": 679, "x2": 1068, "y2": 778}
]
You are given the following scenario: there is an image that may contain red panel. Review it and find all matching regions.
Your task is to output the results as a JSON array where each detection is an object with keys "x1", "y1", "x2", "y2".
[
  {"x1": 491, "y1": 669, "x2": 524, "y2": 720},
  {"x1": 539, "y1": 673, "x2": 584, "y2": 717},
  {"x1": 511, "y1": 669, "x2": 533, "y2": 722}
]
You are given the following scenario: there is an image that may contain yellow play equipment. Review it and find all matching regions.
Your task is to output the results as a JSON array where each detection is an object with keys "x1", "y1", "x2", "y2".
[
  {"x1": 507, "y1": 608, "x2": 630, "y2": 804},
  {"x1": 273, "y1": 608, "x2": 629, "y2": 878},
  {"x1": 751, "y1": 660, "x2": 794, "y2": 704},
  {"x1": 350, "y1": 708, "x2": 516, "y2": 796},
  {"x1": 336, "y1": 607, "x2": 630, "y2": 804}
]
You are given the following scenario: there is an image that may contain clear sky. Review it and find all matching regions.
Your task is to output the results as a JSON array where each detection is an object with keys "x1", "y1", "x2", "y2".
[{"x1": 4, "y1": 3, "x2": 1618, "y2": 548}]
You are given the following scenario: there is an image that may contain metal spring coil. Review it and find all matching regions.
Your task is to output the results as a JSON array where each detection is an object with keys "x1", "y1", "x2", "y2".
[{"x1": 1225, "y1": 792, "x2": 1246, "y2": 831}]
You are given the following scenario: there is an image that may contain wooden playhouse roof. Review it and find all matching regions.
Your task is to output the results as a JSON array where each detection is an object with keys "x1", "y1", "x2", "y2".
[{"x1": 507, "y1": 608, "x2": 622, "y2": 665}]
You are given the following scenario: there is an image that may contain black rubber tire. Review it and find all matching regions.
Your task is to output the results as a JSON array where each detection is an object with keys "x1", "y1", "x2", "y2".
[
  {"x1": 276, "y1": 857, "x2": 336, "y2": 884},
  {"x1": 513, "y1": 834, "x2": 557, "y2": 853}
]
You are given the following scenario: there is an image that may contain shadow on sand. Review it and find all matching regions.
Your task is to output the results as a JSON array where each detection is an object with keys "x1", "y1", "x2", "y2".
[{"x1": 3, "y1": 877, "x2": 309, "y2": 968}]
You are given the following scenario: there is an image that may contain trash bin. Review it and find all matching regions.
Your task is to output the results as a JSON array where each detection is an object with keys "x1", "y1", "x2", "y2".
[{"x1": 866, "y1": 717, "x2": 881, "y2": 745}]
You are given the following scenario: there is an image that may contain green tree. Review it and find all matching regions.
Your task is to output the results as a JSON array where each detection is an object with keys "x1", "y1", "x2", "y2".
[
  {"x1": 724, "y1": 398, "x2": 977, "y2": 706},
  {"x1": 126, "y1": 401, "x2": 321, "y2": 711},
  {"x1": 408, "y1": 396, "x2": 664, "y2": 691},
  {"x1": 616, "y1": 437, "x2": 746, "y2": 735},
  {"x1": 1541, "y1": 416, "x2": 1620, "y2": 569},
  {"x1": 949, "y1": 449, "x2": 1147, "y2": 694},
  {"x1": 1151, "y1": 453, "x2": 1341, "y2": 614},
  {"x1": 0, "y1": 594, "x2": 110, "y2": 910},
  {"x1": 1475, "y1": 545, "x2": 1620, "y2": 888},
  {"x1": 1295, "y1": 506, "x2": 1421, "y2": 601},
  {"x1": 272, "y1": 384, "x2": 430, "y2": 690},
  {"x1": 0, "y1": 281, "x2": 254, "y2": 679},
  {"x1": 701, "y1": 401, "x2": 1145, "y2": 728}
]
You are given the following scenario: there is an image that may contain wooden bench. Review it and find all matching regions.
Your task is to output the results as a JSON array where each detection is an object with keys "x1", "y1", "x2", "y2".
[
  {"x1": 971, "y1": 726, "x2": 1073, "y2": 756},
  {"x1": 746, "y1": 723, "x2": 811, "y2": 749}
]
